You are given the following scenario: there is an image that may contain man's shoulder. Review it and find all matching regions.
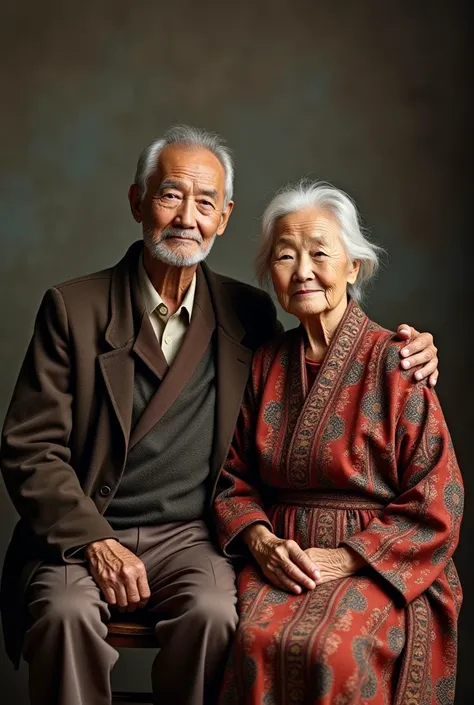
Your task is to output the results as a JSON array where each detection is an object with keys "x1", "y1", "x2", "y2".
[
  {"x1": 205, "y1": 268, "x2": 281, "y2": 350},
  {"x1": 208, "y1": 270, "x2": 274, "y2": 309},
  {"x1": 52, "y1": 266, "x2": 114, "y2": 301},
  {"x1": 35, "y1": 266, "x2": 116, "y2": 332},
  {"x1": 36, "y1": 266, "x2": 117, "y2": 330},
  {"x1": 49, "y1": 241, "x2": 140, "y2": 308}
]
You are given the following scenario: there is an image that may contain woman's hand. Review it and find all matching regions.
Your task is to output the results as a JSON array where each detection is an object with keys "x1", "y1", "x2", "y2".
[
  {"x1": 305, "y1": 546, "x2": 366, "y2": 584},
  {"x1": 242, "y1": 524, "x2": 320, "y2": 594}
]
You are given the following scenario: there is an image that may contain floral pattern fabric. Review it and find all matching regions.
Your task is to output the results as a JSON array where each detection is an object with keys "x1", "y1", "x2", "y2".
[{"x1": 215, "y1": 300, "x2": 463, "y2": 705}]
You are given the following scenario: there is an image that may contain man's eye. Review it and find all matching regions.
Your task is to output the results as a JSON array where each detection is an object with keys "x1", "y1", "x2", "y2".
[{"x1": 162, "y1": 193, "x2": 178, "y2": 199}]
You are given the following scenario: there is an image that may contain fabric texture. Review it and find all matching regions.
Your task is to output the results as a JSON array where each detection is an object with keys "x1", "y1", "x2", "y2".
[
  {"x1": 215, "y1": 299, "x2": 463, "y2": 705},
  {"x1": 24, "y1": 521, "x2": 237, "y2": 705},
  {"x1": 105, "y1": 340, "x2": 216, "y2": 527}
]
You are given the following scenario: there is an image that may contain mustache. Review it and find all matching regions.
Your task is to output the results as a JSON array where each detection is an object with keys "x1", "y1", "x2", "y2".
[{"x1": 161, "y1": 227, "x2": 203, "y2": 244}]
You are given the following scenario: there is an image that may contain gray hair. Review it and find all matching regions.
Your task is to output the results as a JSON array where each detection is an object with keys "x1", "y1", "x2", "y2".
[
  {"x1": 256, "y1": 180, "x2": 383, "y2": 301},
  {"x1": 134, "y1": 124, "x2": 234, "y2": 208}
]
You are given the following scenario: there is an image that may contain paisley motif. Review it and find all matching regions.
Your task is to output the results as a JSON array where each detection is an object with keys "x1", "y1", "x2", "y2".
[{"x1": 216, "y1": 300, "x2": 462, "y2": 704}]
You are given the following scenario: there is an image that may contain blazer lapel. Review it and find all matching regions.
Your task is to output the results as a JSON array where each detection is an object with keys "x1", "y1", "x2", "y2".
[
  {"x1": 128, "y1": 267, "x2": 216, "y2": 449},
  {"x1": 97, "y1": 242, "x2": 144, "y2": 452},
  {"x1": 211, "y1": 327, "x2": 252, "y2": 480},
  {"x1": 133, "y1": 311, "x2": 169, "y2": 381},
  {"x1": 96, "y1": 251, "x2": 255, "y2": 499},
  {"x1": 98, "y1": 343, "x2": 135, "y2": 446},
  {"x1": 201, "y1": 264, "x2": 253, "y2": 494}
]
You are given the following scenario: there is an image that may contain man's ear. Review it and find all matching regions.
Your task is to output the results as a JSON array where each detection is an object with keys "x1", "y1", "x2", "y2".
[
  {"x1": 216, "y1": 200, "x2": 234, "y2": 237},
  {"x1": 347, "y1": 259, "x2": 360, "y2": 284},
  {"x1": 128, "y1": 184, "x2": 143, "y2": 223}
]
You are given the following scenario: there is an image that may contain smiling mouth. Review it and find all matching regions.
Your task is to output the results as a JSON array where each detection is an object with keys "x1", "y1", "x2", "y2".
[
  {"x1": 167, "y1": 236, "x2": 199, "y2": 243},
  {"x1": 292, "y1": 290, "x2": 324, "y2": 296}
]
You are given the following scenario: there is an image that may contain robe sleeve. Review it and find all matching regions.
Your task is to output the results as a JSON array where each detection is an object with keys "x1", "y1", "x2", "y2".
[
  {"x1": 214, "y1": 373, "x2": 273, "y2": 558},
  {"x1": 343, "y1": 368, "x2": 463, "y2": 605}
]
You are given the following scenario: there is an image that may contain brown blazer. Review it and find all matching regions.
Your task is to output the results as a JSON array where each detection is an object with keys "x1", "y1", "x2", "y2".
[{"x1": 0, "y1": 240, "x2": 281, "y2": 666}]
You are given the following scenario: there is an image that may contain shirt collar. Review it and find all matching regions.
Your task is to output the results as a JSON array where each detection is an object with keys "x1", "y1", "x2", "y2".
[{"x1": 138, "y1": 255, "x2": 196, "y2": 321}]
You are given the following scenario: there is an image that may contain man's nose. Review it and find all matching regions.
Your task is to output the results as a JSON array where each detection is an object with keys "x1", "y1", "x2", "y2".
[{"x1": 173, "y1": 197, "x2": 196, "y2": 228}]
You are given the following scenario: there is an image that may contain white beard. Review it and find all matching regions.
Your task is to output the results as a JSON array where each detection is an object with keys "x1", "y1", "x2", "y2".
[{"x1": 143, "y1": 226, "x2": 217, "y2": 267}]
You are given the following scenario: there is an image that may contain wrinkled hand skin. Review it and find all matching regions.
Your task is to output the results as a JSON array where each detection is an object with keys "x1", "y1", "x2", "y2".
[
  {"x1": 85, "y1": 538, "x2": 151, "y2": 612},
  {"x1": 305, "y1": 547, "x2": 366, "y2": 584},
  {"x1": 242, "y1": 524, "x2": 319, "y2": 595},
  {"x1": 396, "y1": 325, "x2": 439, "y2": 387}
]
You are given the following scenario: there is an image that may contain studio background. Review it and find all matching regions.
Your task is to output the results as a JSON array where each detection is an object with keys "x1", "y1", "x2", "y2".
[{"x1": 0, "y1": 1, "x2": 472, "y2": 703}]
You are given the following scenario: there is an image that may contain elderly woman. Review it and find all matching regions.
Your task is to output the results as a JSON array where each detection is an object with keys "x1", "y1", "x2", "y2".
[{"x1": 215, "y1": 182, "x2": 463, "y2": 705}]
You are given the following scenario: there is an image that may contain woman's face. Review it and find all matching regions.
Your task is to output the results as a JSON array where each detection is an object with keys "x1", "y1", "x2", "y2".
[{"x1": 270, "y1": 207, "x2": 359, "y2": 320}]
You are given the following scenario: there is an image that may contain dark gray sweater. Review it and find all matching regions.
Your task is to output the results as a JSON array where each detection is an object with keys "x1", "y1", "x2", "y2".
[{"x1": 105, "y1": 341, "x2": 216, "y2": 527}]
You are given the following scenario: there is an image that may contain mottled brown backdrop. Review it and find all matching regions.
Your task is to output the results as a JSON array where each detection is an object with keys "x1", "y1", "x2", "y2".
[{"x1": 0, "y1": 1, "x2": 472, "y2": 702}]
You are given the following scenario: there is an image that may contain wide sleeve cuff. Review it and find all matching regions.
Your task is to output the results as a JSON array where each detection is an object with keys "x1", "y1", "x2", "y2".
[{"x1": 218, "y1": 505, "x2": 273, "y2": 558}]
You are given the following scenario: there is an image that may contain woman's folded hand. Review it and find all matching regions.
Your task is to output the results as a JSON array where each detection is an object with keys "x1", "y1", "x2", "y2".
[
  {"x1": 305, "y1": 547, "x2": 366, "y2": 584},
  {"x1": 241, "y1": 523, "x2": 320, "y2": 594}
]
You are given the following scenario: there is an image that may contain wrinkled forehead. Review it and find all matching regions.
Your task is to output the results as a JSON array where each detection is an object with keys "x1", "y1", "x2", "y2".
[
  {"x1": 272, "y1": 207, "x2": 342, "y2": 247},
  {"x1": 149, "y1": 144, "x2": 226, "y2": 194}
]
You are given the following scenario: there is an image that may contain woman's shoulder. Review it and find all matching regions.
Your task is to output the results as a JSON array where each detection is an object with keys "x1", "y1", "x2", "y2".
[
  {"x1": 368, "y1": 319, "x2": 403, "y2": 353},
  {"x1": 339, "y1": 301, "x2": 405, "y2": 377},
  {"x1": 363, "y1": 319, "x2": 427, "y2": 395},
  {"x1": 254, "y1": 327, "x2": 298, "y2": 360},
  {"x1": 251, "y1": 328, "x2": 299, "y2": 382}
]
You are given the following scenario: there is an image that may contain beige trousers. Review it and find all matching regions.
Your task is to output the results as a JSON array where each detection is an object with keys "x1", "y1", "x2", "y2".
[{"x1": 22, "y1": 520, "x2": 238, "y2": 705}]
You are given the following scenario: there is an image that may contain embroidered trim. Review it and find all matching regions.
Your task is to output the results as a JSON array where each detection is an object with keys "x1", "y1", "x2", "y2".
[
  {"x1": 268, "y1": 489, "x2": 386, "y2": 510},
  {"x1": 394, "y1": 595, "x2": 432, "y2": 705},
  {"x1": 286, "y1": 300, "x2": 368, "y2": 488}
]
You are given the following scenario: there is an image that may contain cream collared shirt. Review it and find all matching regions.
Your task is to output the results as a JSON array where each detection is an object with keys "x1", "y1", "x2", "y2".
[{"x1": 137, "y1": 257, "x2": 196, "y2": 365}]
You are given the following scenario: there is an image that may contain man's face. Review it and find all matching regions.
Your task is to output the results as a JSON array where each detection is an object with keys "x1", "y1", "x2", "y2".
[{"x1": 129, "y1": 144, "x2": 234, "y2": 267}]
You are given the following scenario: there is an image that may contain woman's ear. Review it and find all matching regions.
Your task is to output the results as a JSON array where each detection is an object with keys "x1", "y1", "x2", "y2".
[{"x1": 347, "y1": 260, "x2": 360, "y2": 284}]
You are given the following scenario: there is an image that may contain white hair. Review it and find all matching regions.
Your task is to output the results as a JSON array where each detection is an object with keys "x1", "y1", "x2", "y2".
[
  {"x1": 134, "y1": 124, "x2": 234, "y2": 208},
  {"x1": 256, "y1": 180, "x2": 383, "y2": 301}
]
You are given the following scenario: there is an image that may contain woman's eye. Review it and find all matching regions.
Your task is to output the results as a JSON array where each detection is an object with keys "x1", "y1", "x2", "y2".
[
  {"x1": 277, "y1": 254, "x2": 293, "y2": 261},
  {"x1": 312, "y1": 251, "x2": 326, "y2": 258}
]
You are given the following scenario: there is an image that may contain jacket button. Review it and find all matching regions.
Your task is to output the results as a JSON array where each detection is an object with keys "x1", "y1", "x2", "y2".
[{"x1": 99, "y1": 485, "x2": 111, "y2": 497}]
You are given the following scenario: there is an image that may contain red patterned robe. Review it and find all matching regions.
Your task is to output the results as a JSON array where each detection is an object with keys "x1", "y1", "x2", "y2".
[{"x1": 215, "y1": 300, "x2": 463, "y2": 705}]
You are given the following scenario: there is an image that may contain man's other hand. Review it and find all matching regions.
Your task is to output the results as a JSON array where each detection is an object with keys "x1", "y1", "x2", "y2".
[
  {"x1": 85, "y1": 538, "x2": 151, "y2": 612},
  {"x1": 396, "y1": 325, "x2": 439, "y2": 387}
]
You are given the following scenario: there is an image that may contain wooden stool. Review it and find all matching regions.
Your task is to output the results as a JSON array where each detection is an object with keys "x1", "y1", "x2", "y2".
[{"x1": 106, "y1": 614, "x2": 157, "y2": 703}]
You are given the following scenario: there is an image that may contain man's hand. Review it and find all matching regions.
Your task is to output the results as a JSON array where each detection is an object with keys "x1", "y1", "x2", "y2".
[
  {"x1": 241, "y1": 524, "x2": 319, "y2": 594},
  {"x1": 305, "y1": 547, "x2": 365, "y2": 584},
  {"x1": 396, "y1": 325, "x2": 439, "y2": 387},
  {"x1": 85, "y1": 539, "x2": 151, "y2": 612}
]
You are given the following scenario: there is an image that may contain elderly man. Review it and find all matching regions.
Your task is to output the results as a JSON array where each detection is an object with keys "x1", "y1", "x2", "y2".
[{"x1": 0, "y1": 125, "x2": 438, "y2": 705}]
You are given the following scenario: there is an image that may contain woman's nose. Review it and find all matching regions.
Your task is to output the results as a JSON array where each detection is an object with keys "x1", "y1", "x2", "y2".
[{"x1": 293, "y1": 258, "x2": 315, "y2": 281}]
